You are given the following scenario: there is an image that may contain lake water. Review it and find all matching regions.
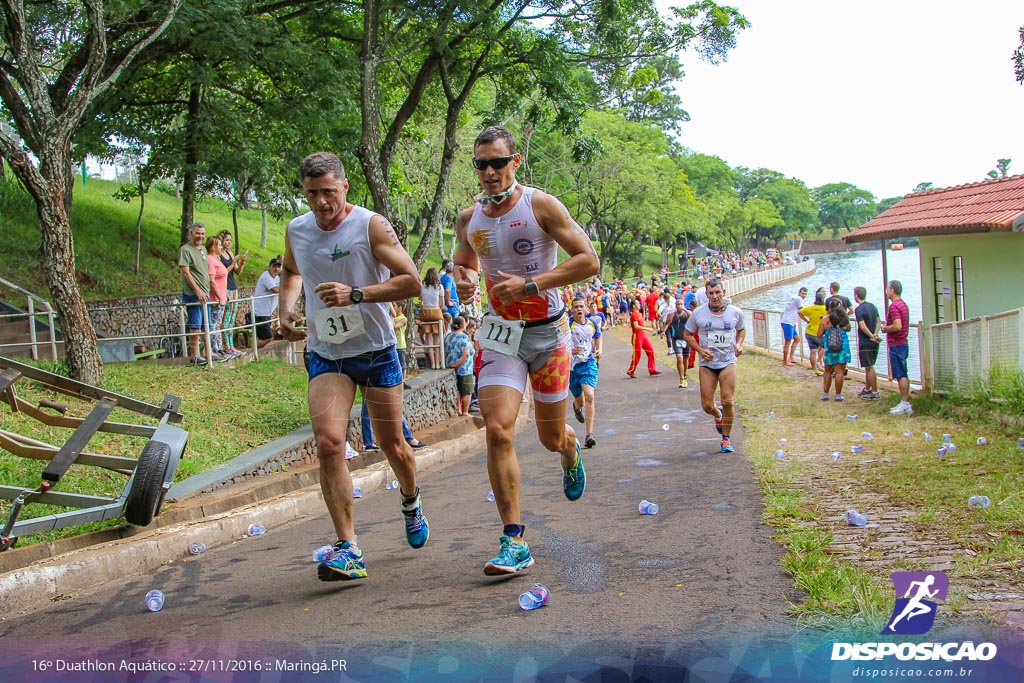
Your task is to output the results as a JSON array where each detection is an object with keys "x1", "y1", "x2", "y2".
[{"x1": 734, "y1": 247, "x2": 924, "y2": 382}]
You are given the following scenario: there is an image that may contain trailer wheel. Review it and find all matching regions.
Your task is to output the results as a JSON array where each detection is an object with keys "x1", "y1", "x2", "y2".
[{"x1": 125, "y1": 440, "x2": 171, "y2": 526}]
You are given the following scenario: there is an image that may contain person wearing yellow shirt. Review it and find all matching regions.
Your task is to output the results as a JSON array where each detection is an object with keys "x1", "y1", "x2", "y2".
[{"x1": 799, "y1": 290, "x2": 828, "y2": 375}]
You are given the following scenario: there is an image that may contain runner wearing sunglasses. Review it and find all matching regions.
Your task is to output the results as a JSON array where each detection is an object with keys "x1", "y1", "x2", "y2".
[{"x1": 453, "y1": 125, "x2": 600, "y2": 575}]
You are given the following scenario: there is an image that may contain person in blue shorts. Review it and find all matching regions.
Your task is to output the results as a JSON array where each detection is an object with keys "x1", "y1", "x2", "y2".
[
  {"x1": 781, "y1": 286, "x2": 807, "y2": 366},
  {"x1": 569, "y1": 297, "x2": 602, "y2": 448}
]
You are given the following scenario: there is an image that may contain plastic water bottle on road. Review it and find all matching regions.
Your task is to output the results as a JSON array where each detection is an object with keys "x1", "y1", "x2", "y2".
[
  {"x1": 353, "y1": 487, "x2": 362, "y2": 498},
  {"x1": 977, "y1": 437, "x2": 987, "y2": 446},
  {"x1": 518, "y1": 583, "x2": 551, "y2": 610},
  {"x1": 188, "y1": 542, "x2": 206, "y2": 555},
  {"x1": 851, "y1": 445, "x2": 863, "y2": 454},
  {"x1": 861, "y1": 432, "x2": 873, "y2": 441},
  {"x1": 922, "y1": 432, "x2": 933, "y2": 442},
  {"x1": 968, "y1": 495, "x2": 991, "y2": 510},
  {"x1": 313, "y1": 545, "x2": 335, "y2": 562},
  {"x1": 638, "y1": 500, "x2": 659, "y2": 515},
  {"x1": 846, "y1": 415, "x2": 858, "y2": 421},
  {"x1": 845, "y1": 510, "x2": 866, "y2": 527},
  {"x1": 486, "y1": 490, "x2": 495, "y2": 502},
  {"x1": 145, "y1": 590, "x2": 165, "y2": 612},
  {"x1": 247, "y1": 524, "x2": 266, "y2": 536}
]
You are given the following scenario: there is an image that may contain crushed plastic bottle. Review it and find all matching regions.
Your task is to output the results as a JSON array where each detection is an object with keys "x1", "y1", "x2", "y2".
[
  {"x1": 778, "y1": 438, "x2": 787, "y2": 446},
  {"x1": 935, "y1": 446, "x2": 948, "y2": 457},
  {"x1": 977, "y1": 437, "x2": 988, "y2": 446},
  {"x1": 942, "y1": 434, "x2": 952, "y2": 444},
  {"x1": 1018, "y1": 437, "x2": 1024, "y2": 450},
  {"x1": 247, "y1": 524, "x2": 266, "y2": 536},
  {"x1": 774, "y1": 450, "x2": 785, "y2": 460},
  {"x1": 486, "y1": 489, "x2": 495, "y2": 502},
  {"x1": 638, "y1": 500, "x2": 659, "y2": 515},
  {"x1": 662, "y1": 424, "x2": 670, "y2": 431},
  {"x1": 352, "y1": 487, "x2": 362, "y2": 498},
  {"x1": 518, "y1": 583, "x2": 551, "y2": 611},
  {"x1": 766, "y1": 411, "x2": 776, "y2": 418},
  {"x1": 902, "y1": 429, "x2": 913, "y2": 438},
  {"x1": 922, "y1": 432, "x2": 933, "y2": 442},
  {"x1": 313, "y1": 545, "x2": 335, "y2": 563},
  {"x1": 145, "y1": 589, "x2": 165, "y2": 612},
  {"x1": 851, "y1": 445, "x2": 863, "y2": 454},
  {"x1": 846, "y1": 415, "x2": 858, "y2": 421},
  {"x1": 829, "y1": 452, "x2": 842, "y2": 462},
  {"x1": 386, "y1": 480, "x2": 399, "y2": 490},
  {"x1": 946, "y1": 443, "x2": 957, "y2": 453},
  {"x1": 968, "y1": 495, "x2": 991, "y2": 510},
  {"x1": 844, "y1": 510, "x2": 867, "y2": 527},
  {"x1": 861, "y1": 432, "x2": 873, "y2": 441},
  {"x1": 188, "y1": 542, "x2": 206, "y2": 555}
]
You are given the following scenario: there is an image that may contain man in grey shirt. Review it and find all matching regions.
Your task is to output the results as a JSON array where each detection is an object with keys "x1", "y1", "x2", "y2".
[
  {"x1": 177, "y1": 222, "x2": 210, "y2": 365},
  {"x1": 683, "y1": 277, "x2": 746, "y2": 454}
]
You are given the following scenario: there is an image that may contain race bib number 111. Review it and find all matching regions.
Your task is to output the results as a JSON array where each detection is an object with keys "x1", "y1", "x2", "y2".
[{"x1": 475, "y1": 315, "x2": 526, "y2": 357}]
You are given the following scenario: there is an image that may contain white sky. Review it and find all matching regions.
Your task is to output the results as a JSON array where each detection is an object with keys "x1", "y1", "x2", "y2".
[{"x1": 672, "y1": 0, "x2": 1024, "y2": 200}]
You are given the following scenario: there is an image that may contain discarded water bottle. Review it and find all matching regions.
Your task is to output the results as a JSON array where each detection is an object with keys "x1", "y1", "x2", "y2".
[
  {"x1": 486, "y1": 489, "x2": 495, "y2": 502},
  {"x1": 1018, "y1": 437, "x2": 1024, "y2": 450},
  {"x1": 942, "y1": 434, "x2": 951, "y2": 444},
  {"x1": 977, "y1": 437, "x2": 988, "y2": 446},
  {"x1": 247, "y1": 524, "x2": 266, "y2": 536},
  {"x1": 922, "y1": 432, "x2": 933, "y2": 442},
  {"x1": 386, "y1": 479, "x2": 399, "y2": 490},
  {"x1": 968, "y1": 495, "x2": 991, "y2": 510},
  {"x1": 946, "y1": 443, "x2": 957, "y2": 453},
  {"x1": 188, "y1": 542, "x2": 206, "y2": 555},
  {"x1": 518, "y1": 583, "x2": 551, "y2": 611},
  {"x1": 145, "y1": 589, "x2": 165, "y2": 612},
  {"x1": 638, "y1": 500, "x2": 659, "y2": 515},
  {"x1": 844, "y1": 510, "x2": 866, "y2": 527},
  {"x1": 902, "y1": 429, "x2": 913, "y2": 437},
  {"x1": 766, "y1": 411, "x2": 776, "y2": 418},
  {"x1": 774, "y1": 450, "x2": 785, "y2": 460},
  {"x1": 778, "y1": 438, "x2": 787, "y2": 446},
  {"x1": 861, "y1": 432, "x2": 873, "y2": 441},
  {"x1": 846, "y1": 415, "x2": 858, "y2": 421},
  {"x1": 851, "y1": 445, "x2": 863, "y2": 454},
  {"x1": 313, "y1": 545, "x2": 336, "y2": 563},
  {"x1": 829, "y1": 451, "x2": 842, "y2": 462},
  {"x1": 935, "y1": 446, "x2": 948, "y2": 457},
  {"x1": 352, "y1": 487, "x2": 362, "y2": 498},
  {"x1": 662, "y1": 424, "x2": 670, "y2": 431}
]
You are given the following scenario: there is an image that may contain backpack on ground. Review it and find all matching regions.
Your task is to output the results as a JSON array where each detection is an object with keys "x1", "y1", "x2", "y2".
[{"x1": 825, "y1": 326, "x2": 843, "y2": 353}]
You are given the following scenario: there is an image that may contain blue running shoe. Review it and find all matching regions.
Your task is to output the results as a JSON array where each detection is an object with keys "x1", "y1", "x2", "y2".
[
  {"x1": 562, "y1": 440, "x2": 586, "y2": 501},
  {"x1": 721, "y1": 436, "x2": 734, "y2": 453},
  {"x1": 402, "y1": 493, "x2": 429, "y2": 549},
  {"x1": 483, "y1": 535, "x2": 534, "y2": 575},
  {"x1": 317, "y1": 541, "x2": 366, "y2": 582}
]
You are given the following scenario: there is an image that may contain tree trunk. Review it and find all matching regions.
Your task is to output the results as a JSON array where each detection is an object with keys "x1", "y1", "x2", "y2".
[
  {"x1": 261, "y1": 205, "x2": 268, "y2": 248},
  {"x1": 134, "y1": 178, "x2": 146, "y2": 275},
  {"x1": 9, "y1": 150, "x2": 103, "y2": 384},
  {"x1": 179, "y1": 79, "x2": 202, "y2": 244}
]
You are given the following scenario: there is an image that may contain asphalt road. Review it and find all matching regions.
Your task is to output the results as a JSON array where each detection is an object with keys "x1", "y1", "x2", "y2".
[{"x1": 0, "y1": 332, "x2": 797, "y2": 681}]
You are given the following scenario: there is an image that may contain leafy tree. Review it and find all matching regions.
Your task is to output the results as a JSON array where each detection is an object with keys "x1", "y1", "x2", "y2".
[
  {"x1": 877, "y1": 196, "x2": 903, "y2": 214},
  {"x1": 913, "y1": 182, "x2": 934, "y2": 193},
  {"x1": 1014, "y1": 25, "x2": 1024, "y2": 84},
  {"x1": 0, "y1": 0, "x2": 183, "y2": 384},
  {"x1": 814, "y1": 182, "x2": 877, "y2": 239},
  {"x1": 986, "y1": 158, "x2": 1011, "y2": 179}
]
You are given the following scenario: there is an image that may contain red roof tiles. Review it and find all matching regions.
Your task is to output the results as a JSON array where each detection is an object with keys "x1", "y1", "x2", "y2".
[{"x1": 844, "y1": 174, "x2": 1024, "y2": 243}]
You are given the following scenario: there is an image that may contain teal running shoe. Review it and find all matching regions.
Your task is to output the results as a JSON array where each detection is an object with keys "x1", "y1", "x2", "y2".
[
  {"x1": 483, "y1": 535, "x2": 534, "y2": 575},
  {"x1": 402, "y1": 493, "x2": 429, "y2": 549},
  {"x1": 562, "y1": 440, "x2": 586, "y2": 501},
  {"x1": 317, "y1": 540, "x2": 367, "y2": 582}
]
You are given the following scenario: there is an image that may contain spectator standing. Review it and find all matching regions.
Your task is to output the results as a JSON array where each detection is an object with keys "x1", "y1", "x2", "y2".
[
  {"x1": 824, "y1": 281, "x2": 854, "y2": 317},
  {"x1": 799, "y1": 290, "x2": 828, "y2": 375},
  {"x1": 818, "y1": 299, "x2": 851, "y2": 401},
  {"x1": 884, "y1": 280, "x2": 913, "y2": 415},
  {"x1": 443, "y1": 315, "x2": 475, "y2": 415},
  {"x1": 440, "y1": 260, "x2": 461, "y2": 318},
  {"x1": 781, "y1": 286, "x2": 807, "y2": 367},
  {"x1": 217, "y1": 230, "x2": 247, "y2": 356},
  {"x1": 853, "y1": 286, "x2": 881, "y2": 399},
  {"x1": 253, "y1": 258, "x2": 282, "y2": 347},
  {"x1": 205, "y1": 235, "x2": 229, "y2": 361},
  {"x1": 178, "y1": 222, "x2": 210, "y2": 365},
  {"x1": 418, "y1": 268, "x2": 444, "y2": 369}
]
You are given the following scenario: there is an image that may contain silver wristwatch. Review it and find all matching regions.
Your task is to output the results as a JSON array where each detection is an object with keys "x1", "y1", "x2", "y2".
[{"x1": 523, "y1": 277, "x2": 540, "y2": 297}]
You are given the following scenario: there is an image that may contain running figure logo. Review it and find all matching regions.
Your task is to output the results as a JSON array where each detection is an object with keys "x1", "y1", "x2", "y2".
[{"x1": 882, "y1": 571, "x2": 948, "y2": 635}]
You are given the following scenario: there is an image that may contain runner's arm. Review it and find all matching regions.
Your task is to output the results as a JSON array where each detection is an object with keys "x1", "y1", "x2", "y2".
[
  {"x1": 452, "y1": 207, "x2": 480, "y2": 302},
  {"x1": 278, "y1": 228, "x2": 306, "y2": 341}
]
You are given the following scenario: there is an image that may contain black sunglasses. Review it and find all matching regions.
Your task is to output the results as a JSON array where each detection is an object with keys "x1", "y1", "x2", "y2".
[{"x1": 472, "y1": 154, "x2": 515, "y2": 171}]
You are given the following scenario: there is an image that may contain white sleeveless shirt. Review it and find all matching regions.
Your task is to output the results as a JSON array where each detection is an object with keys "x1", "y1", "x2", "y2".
[
  {"x1": 287, "y1": 206, "x2": 395, "y2": 357},
  {"x1": 465, "y1": 186, "x2": 562, "y2": 322}
]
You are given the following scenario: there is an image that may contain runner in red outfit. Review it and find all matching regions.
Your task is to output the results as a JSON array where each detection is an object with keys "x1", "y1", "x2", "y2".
[{"x1": 626, "y1": 299, "x2": 660, "y2": 377}]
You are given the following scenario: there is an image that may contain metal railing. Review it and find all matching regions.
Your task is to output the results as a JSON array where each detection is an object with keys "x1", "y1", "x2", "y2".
[
  {"x1": 0, "y1": 277, "x2": 58, "y2": 360},
  {"x1": 929, "y1": 307, "x2": 1024, "y2": 394},
  {"x1": 616, "y1": 259, "x2": 816, "y2": 298}
]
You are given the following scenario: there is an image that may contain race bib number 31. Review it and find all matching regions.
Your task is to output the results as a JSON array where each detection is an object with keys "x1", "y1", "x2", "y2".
[
  {"x1": 707, "y1": 329, "x2": 734, "y2": 349},
  {"x1": 475, "y1": 315, "x2": 526, "y2": 357},
  {"x1": 314, "y1": 307, "x2": 366, "y2": 344}
]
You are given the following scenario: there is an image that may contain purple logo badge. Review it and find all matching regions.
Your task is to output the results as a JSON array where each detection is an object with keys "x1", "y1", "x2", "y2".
[{"x1": 882, "y1": 571, "x2": 948, "y2": 635}]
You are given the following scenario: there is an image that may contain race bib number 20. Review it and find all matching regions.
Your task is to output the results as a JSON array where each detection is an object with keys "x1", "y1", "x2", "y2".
[
  {"x1": 707, "y1": 329, "x2": 734, "y2": 349},
  {"x1": 314, "y1": 307, "x2": 366, "y2": 344},
  {"x1": 475, "y1": 315, "x2": 526, "y2": 357}
]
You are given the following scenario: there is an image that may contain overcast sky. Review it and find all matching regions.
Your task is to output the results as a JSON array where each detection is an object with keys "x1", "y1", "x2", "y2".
[{"x1": 672, "y1": 0, "x2": 1024, "y2": 200}]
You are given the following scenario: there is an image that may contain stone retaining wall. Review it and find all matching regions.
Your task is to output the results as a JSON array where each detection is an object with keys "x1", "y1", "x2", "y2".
[{"x1": 87, "y1": 289, "x2": 256, "y2": 342}]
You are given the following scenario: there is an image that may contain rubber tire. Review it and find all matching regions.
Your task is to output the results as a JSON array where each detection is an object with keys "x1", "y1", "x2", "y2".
[{"x1": 124, "y1": 440, "x2": 171, "y2": 526}]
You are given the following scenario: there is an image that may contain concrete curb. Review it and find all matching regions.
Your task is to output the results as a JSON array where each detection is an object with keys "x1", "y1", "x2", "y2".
[{"x1": 0, "y1": 427, "x2": 492, "y2": 616}]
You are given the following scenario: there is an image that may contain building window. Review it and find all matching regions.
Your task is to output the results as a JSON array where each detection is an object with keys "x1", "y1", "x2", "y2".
[
  {"x1": 932, "y1": 256, "x2": 945, "y2": 323},
  {"x1": 953, "y1": 255, "x2": 965, "y2": 321}
]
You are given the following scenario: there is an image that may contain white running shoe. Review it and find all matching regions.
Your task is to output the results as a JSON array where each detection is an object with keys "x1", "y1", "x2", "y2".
[{"x1": 889, "y1": 401, "x2": 913, "y2": 415}]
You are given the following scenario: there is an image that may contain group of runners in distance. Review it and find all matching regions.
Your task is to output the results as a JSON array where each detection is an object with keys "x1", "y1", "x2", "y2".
[{"x1": 277, "y1": 125, "x2": 744, "y2": 583}]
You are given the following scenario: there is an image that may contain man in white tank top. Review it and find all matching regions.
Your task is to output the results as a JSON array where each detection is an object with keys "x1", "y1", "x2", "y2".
[
  {"x1": 452, "y1": 125, "x2": 600, "y2": 576},
  {"x1": 277, "y1": 152, "x2": 427, "y2": 583}
]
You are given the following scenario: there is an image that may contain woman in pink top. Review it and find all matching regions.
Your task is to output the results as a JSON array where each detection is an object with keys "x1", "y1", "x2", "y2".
[{"x1": 205, "y1": 236, "x2": 230, "y2": 360}]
